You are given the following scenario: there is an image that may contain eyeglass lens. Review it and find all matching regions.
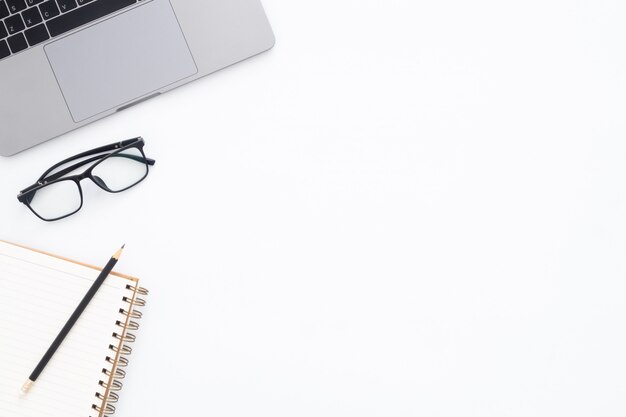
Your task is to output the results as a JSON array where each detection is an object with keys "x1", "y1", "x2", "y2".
[
  {"x1": 28, "y1": 179, "x2": 82, "y2": 221},
  {"x1": 92, "y1": 147, "x2": 149, "y2": 192}
]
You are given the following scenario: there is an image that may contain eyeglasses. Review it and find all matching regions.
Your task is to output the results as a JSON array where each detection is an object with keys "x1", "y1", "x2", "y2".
[{"x1": 18, "y1": 137, "x2": 156, "y2": 222}]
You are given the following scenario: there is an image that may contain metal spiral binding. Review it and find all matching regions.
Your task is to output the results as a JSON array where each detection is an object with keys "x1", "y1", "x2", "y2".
[{"x1": 91, "y1": 285, "x2": 148, "y2": 417}]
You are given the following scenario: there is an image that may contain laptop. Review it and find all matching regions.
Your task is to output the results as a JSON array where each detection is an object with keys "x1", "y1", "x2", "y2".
[{"x1": 0, "y1": 0, "x2": 274, "y2": 156}]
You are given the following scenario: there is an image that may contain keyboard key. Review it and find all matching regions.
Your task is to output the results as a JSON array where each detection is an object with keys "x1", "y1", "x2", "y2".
[
  {"x1": 5, "y1": 0, "x2": 26, "y2": 14},
  {"x1": 7, "y1": 31, "x2": 26, "y2": 52},
  {"x1": 76, "y1": 0, "x2": 93, "y2": 4},
  {"x1": 0, "y1": 21, "x2": 6, "y2": 38},
  {"x1": 55, "y1": 0, "x2": 76, "y2": 13},
  {"x1": 47, "y1": 0, "x2": 135, "y2": 37},
  {"x1": 39, "y1": 0, "x2": 58, "y2": 19},
  {"x1": 5, "y1": 13, "x2": 24, "y2": 34},
  {"x1": 0, "y1": 38, "x2": 10, "y2": 58},
  {"x1": 0, "y1": 38, "x2": 9, "y2": 58},
  {"x1": 25, "y1": 0, "x2": 44, "y2": 6},
  {"x1": 0, "y1": 1, "x2": 9, "y2": 19},
  {"x1": 24, "y1": 22, "x2": 47, "y2": 45},
  {"x1": 22, "y1": 5, "x2": 42, "y2": 26}
]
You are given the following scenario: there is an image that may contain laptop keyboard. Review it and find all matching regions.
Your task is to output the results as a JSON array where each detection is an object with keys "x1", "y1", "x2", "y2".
[{"x1": 0, "y1": 0, "x2": 137, "y2": 62}]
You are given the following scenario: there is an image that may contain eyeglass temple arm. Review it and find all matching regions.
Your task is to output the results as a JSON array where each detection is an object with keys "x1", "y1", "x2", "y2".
[
  {"x1": 37, "y1": 138, "x2": 146, "y2": 181},
  {"x1": 19, "y1": 152, "x2": 155, "y2": 200},
  {"x1": 17, "y1": 154, "x2": 106, "y2": 202},
  {"x1": 18, "y1": 153, "x2": 156, "y2": 204},
  {"x1": 43, "y1": 154, "x2": 156, "y2": 185}
]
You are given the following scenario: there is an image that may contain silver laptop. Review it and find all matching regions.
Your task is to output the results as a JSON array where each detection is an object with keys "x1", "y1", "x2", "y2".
[{"x1": 0, "y1": 0, "x2": 274, "y2": 156}]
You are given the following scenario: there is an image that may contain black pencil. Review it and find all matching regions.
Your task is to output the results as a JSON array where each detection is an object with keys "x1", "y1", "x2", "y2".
[{"x1": 22, "y1": 245, "x2": 126, "y2": 393}]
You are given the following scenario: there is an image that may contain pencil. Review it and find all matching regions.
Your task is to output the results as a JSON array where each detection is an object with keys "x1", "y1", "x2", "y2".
[{"x1": 21, "y1": 245, "x2": 126, "y2": 394}]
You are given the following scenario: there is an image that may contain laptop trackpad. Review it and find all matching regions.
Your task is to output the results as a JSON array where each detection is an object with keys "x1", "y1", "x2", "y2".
[{"x1": 45, "y1": 1, "x2": 197, "y2": 122}]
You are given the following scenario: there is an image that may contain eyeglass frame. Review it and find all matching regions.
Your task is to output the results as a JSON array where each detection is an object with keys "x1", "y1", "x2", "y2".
[{"x1": 17, "y1": 137, "x2": 156, "y2": 222}]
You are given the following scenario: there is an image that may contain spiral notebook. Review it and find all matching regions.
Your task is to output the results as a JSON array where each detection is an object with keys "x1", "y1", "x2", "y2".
[{"x1": 0, "y1": 240, "x2": 147, "y2": 417}]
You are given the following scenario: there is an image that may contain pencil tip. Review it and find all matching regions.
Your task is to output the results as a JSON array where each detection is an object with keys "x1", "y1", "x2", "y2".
[
  {"x1": 113, "y1": 245, "x2": 125, "y2": 260},
  {"x1": 21, "y1": 379, "x2": 33, "y2": 394}
]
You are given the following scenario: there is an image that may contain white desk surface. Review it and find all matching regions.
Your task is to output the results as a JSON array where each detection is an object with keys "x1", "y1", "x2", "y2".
[{"x1": 2, "y1": 1, "x2": 626, "y2": 416}]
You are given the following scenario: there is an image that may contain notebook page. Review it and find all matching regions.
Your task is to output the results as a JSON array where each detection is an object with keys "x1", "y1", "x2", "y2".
[{"x1": 0, "y1": 242, "x2": 130, "y2": 417}]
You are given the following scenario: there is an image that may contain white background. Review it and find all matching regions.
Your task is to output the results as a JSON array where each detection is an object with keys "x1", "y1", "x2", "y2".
[{"x1": 2, "y1": 1, "x2": 626, "y2": 415}]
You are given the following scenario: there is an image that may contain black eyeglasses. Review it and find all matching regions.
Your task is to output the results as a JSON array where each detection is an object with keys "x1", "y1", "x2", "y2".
[{"x1": 18, "y1": 137, "x2": 156, "y2": 222}]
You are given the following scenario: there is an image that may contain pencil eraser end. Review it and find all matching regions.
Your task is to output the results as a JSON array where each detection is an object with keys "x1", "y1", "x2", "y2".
[{"x1": 21, "y1": 379, "x2": 33, "y2": 394}]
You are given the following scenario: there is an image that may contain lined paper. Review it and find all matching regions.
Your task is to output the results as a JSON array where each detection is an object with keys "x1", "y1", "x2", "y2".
[{"x1": 0, "y1": 241, "x2": 131, "y2": 417}]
